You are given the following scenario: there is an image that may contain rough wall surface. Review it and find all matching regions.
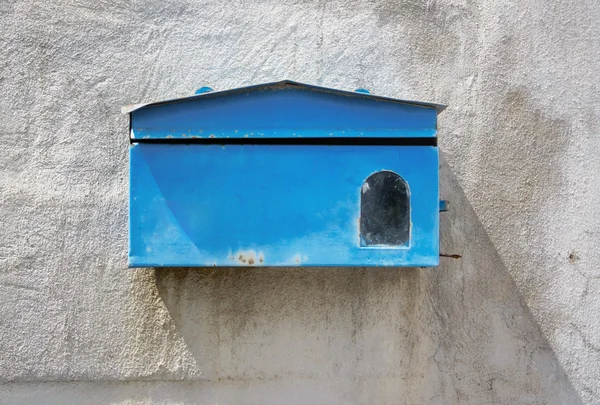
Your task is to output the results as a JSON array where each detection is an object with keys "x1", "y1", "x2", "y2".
[{"x1": 0, "y1": 0, "x2": 598, "y2": 403}]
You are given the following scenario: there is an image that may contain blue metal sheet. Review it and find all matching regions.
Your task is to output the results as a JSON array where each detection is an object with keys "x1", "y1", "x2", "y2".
[
  {"x1": 129, "y1": 144, "x2": 439, "y2": 267},
  {"x1": 130, "y1": 83, "x2": 439, "y2": 140},
  {"x1": 123, "y1": 80, "x2": 446, "y2": 114}
]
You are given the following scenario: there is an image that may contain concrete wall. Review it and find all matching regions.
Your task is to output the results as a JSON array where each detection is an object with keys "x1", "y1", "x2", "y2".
[{"x1": 1, "y1": 0, "x2": 598, "y2": 403}]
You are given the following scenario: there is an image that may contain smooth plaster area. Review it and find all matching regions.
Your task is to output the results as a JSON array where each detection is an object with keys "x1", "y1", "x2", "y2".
[{"x1": 1, "y1": 0, "x2": 599, "y2": 404}]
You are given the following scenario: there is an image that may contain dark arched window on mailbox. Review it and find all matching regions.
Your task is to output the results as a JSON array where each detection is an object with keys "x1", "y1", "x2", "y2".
[{"x1": 360, "y1": 171, "x2": 410, "y2": 247}]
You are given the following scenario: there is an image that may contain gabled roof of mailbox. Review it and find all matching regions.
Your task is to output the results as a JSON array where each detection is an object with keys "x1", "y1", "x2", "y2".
[{"x1": 122, "y1": 80, "x2": 447, "y2": 114}]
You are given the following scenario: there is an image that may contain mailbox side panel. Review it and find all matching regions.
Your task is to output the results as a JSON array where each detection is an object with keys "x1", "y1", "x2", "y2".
[{"x1": 129, "y1": 144, "x2": 438, "y2": 267}]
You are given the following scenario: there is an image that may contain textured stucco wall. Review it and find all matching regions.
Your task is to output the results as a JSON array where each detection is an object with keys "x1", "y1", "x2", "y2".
[{"x1": 1, "y1": 0, "x2": 599, "y2": 404}]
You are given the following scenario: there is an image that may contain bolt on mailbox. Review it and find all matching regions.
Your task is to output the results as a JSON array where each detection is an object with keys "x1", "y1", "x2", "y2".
[{"x1": 125, "y1": 81, "x2": 446, "y2": 267}]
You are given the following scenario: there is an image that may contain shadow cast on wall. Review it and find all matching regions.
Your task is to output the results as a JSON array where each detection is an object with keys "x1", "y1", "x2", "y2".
[{"x1": 153, "y1": 154, "x2": 582, "y2": 405}]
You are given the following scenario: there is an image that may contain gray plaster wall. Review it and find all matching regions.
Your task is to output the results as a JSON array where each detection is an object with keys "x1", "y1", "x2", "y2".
[{"x1": 1, "y1": 0, "x2": 599, "y2": 404}]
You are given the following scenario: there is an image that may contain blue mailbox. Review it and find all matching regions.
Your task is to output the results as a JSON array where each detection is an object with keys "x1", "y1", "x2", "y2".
[{"x1": 126, "y1": 81, "x2": 446, "y2": 267}]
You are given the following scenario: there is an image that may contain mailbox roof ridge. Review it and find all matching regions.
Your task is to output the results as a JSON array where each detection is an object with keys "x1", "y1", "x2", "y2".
[{"x1": 121, "y1": 80, "x2": 447, "y2": 114}]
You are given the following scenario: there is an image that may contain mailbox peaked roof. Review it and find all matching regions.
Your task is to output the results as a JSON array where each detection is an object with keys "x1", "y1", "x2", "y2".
[
  {"x1": 125, "y1": 80, "x2": 446, "y2": 141},
  {"x1": 122, "y1": 80, "x2": 446, "y2": 114}
]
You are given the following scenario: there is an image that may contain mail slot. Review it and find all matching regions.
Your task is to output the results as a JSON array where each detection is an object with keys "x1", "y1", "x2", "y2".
[{"x1": 125, "y1": 80, "x2": 446, "y2": 267}]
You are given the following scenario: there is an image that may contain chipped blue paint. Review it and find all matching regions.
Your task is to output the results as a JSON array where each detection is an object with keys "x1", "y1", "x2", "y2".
[{"x1": 127, "y1": 81, "x2": 445, "y2": 267}]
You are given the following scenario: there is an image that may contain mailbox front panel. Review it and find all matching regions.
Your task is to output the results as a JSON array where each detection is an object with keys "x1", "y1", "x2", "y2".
[{"x1": 129, "y1": 144, "x2": 439, "y2": 267}]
